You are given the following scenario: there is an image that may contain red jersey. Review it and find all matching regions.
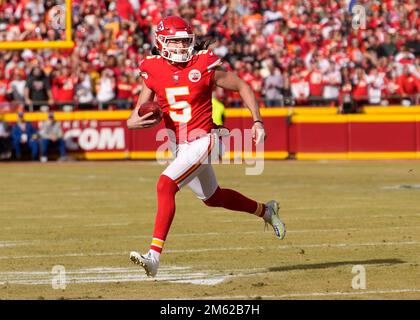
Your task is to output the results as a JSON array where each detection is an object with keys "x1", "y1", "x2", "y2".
[
  {"x1": 0, "y1": 79, "x2": 8, "y2": 102},
  {"x1": 397, "y1": 74, "x2": 418, "y2": 95},
  {"x1": 116, "y1": 0, "x2": 135, "y2": 21},
  {"x1": 52, "y1": 76, "x2": 77, "y2": 103},
  {"x1": 353, "y1": 77, "x2": 368, "y2": 100},
  {"x1": 139, "y1": 50, "x2": 222, "y2": 143},
  {"x1": 307, "y1": 70, "x2": 323, "y2": 97},
  {"x1": 117, "y1": 81, "x2": 133, "y2": 99}
]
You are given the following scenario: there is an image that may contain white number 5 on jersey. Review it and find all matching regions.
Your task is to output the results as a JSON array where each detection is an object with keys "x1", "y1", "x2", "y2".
[{"x1": 165, "y1": 86, "x2": 192, "y2": 123}]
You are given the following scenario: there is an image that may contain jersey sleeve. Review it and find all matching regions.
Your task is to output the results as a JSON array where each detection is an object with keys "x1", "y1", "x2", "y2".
[
  {"x1": 205, "y1": 50, "x2": 223, "y2": 72},
  {"x1": 138, "y1": 58, "x2": 154, "y2": 90},
  {"x1": 203, "y1": 50, "x2": 223, "y2": 86}
]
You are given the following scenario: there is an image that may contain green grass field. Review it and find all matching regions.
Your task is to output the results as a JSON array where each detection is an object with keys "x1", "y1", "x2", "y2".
[{"x1": 0, "y1": 160, "x2": 419, "y2": 300}]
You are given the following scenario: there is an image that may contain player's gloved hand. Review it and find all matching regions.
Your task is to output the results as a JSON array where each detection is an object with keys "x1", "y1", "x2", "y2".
[
  {"x1": 252, "y1": 121, "x2": 266, "y2": 145},
  {"x1": 128, "y1": 112, "x2": 158, "y2": 129}
]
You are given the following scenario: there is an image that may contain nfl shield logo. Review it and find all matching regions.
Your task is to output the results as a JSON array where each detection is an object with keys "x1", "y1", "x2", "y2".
[{"x1": 172, "y1": 74, "x2": 179, "y2": 82}]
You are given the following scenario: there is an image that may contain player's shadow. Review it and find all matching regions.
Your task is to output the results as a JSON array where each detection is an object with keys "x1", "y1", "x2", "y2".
[{"x1": 267, "y1": 258, "x2": 405, "y2": 272}]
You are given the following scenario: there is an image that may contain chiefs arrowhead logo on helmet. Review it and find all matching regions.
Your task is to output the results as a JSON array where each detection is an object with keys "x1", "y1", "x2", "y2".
[{"x1": 156, "y1": 21, "x2": 164, "y2": 32}]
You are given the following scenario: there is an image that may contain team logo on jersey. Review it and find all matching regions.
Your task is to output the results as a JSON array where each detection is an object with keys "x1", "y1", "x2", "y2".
[{"x1": 188, "y1": 69, "x2": 201, "y2": 83}]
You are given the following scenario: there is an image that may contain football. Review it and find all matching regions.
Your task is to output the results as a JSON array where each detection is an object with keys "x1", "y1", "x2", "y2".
[{"x1": 138, "y1": 101, "x2": 163, "y2": 123}]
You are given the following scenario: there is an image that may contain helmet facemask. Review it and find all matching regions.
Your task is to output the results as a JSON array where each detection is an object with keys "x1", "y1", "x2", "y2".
[{"x1": 156, "y1": 32, "x2": 195, "y2": 63}]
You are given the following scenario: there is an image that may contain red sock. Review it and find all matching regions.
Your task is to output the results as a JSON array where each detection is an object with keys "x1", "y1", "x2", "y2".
[
  {"x1": 150, "y1": 175, "x2": 179, "y2": 253},
  {"x1": 204, "y1": 187, "x2": 266, "y2": 217}
]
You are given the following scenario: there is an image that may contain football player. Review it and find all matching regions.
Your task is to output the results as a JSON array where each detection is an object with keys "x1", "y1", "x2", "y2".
[{"x1": 127, "y1": 16, "x2": 286, "y2": 277}]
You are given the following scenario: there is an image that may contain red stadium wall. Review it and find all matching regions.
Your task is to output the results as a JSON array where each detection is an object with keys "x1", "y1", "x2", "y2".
[
  {"x1": 2, "y1": 109, "x2": 290, "y2": 160},
  {"x1": 128, "y1": 108, "x2": 290, "y2": 160},
  {"x1": 222, "y1": 109, "x2": 289, "y2": 159},
  {"x1": 3, "y1": 108, "x2": 420, "y2": 160},
  {"x1": 290, "y1": 114, "x2": 420, "y2": 159}
]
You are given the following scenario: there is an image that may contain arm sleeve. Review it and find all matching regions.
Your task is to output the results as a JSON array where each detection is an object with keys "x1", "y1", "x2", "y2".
[
  {"x1": 206, "y1": 50, "x2": 223, "y2": 72},
  {"x1": 206, "y1": 50, "x2": 223, "y2": 86},
  {"x1": 138, "y1": 59, "x2": 154, "y2": 90}
]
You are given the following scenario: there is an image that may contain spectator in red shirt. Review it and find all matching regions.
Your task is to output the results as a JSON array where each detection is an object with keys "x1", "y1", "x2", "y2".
[
  {"x1": 397, "y1": 66, "x2": 419, "y2": 105},
  {"x1": 307, "y1": 62, "x2": 324, "y2": 105},
  {"x1": 116, "y1": 73, "x2": 133, "y2": 109},
  {"x1": 352, "y1": 68, "x2": 369, "y2": 111},
  {"x1": 290, "y1": 69, "x2": 310, "y2": 105},
  {"x1": 240, "y1": 63, "x2": 255, "y2": 86},
  {"x1": 115, "y1": 0, "x2": 136, "y2": 22},
  {"x1": 0, "y1": 69, "x2": 8, "y2": 105},
  {"x1": 52, "y1": 67, "x2": 77, "y2": 110},
  {"x1": 383, "y1": 72, "x2": 403, "y2": 105}
]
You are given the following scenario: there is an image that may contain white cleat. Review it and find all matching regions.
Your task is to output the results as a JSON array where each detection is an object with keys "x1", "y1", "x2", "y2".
[
  {"x1": 130, "y1": 251, "x2": 159, "y2": 277},
  {"x1": 264, "y1": 200, "x2": 286, "y2": 240}
]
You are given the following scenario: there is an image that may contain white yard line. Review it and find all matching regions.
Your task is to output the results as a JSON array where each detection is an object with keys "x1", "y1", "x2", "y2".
[
  {"x1": 1, "y1": 265, "x2": 417, "y2": 289},
  {"x1": 0, "y1": 240, "x2": 41, "y2": 248},
  {"x1": 1, "y1": 224, "x2": 420, "y2": 241},
  {"x1": 0, "y1": 265, "x2": 418, "y2": 291},
  {"x1": 0, "y1": 266, "x2": 229, "y2": 286},
  {"x1": 0, "y1": 240, "x2": 419, "y2": 260},
  {"x1": 0, "y1": 252, "x2": 122, "y2": 260},
  {"x1": 2, "y1": 212, "x2": 419, "y2": 224},
  {"x1": 221, "y1": 213, "x2": 420, "y2": 223},
  {"x1": 165, "y1": 241, "x2": 420, "y2": 253}
]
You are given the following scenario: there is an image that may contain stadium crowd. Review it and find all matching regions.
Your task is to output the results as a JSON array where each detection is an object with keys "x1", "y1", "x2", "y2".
[{"x1": 0, "y1": 0, "x2": 419, "y2": 114}]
